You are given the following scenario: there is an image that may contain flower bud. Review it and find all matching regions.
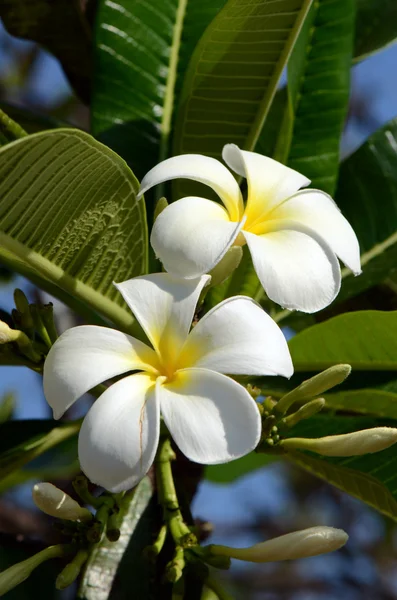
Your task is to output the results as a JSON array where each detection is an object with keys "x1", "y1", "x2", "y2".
[
  {"x1": 0, "y1": 545, "x2": 67, "y2": 595},
  {"x1": 282, "y1": 398, "x2": 325, "y2": 428},
  {"x1": 154, "y1": 196, "x2": 169, "y2": 221},
  {"x1": 273, "y1": 365, "x2": 351, "y2": 416},
  {"x1": 281, "y1": 427, "x2": 397, "y2": 456},
  {"x1": 55, "y1": 550, "x2": 88, "y2": 590},
  {"x1": 0, "y1": 321, "x2": 18, "y2": 344},
  {"x1": 32, "y1": 483, "x2": 92, "y2": 521},
  {"x1": 209, "y1": 526, "x2": 348, "y2": 563},
  {"x1": 208, "y1": 246, "x2": 243, "y2": 287}
]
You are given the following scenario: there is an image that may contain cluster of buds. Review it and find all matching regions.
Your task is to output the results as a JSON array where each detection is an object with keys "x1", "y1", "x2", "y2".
[
  {"x1": 257, "y1": 365, "x2": 397, "y2": 459},
  {"x1": 0, "y1": 289, "x2": 58, "y2": 367}
]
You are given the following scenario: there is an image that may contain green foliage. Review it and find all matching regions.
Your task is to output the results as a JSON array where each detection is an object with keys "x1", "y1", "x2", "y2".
[
  {"x1": 354, "y1": 0, "x2": 397, "y2": 62},
  {"x1": 0, "y1": 129, "x2": 147, "y2": 332},
  {"x1": 286, "y1": 0, "x2": 355, "y2": 194},
  {"x1": 78, "y1": 477, "x2": 159, "y2": 600},
  {"x1": 0, "y1": 0, "x2": 92, "y2": 102},
  {"x1": 287, "y1": 415, "x2": 397, "y2": 521},
  {"x1": 173, "y1": 0, "x2": 313, "y2": 161}
]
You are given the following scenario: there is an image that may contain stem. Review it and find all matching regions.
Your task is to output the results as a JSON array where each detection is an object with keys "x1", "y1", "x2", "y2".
[
  {"x1": 205, "y1": 576, "x2": 234, "y2": 600},
  {"x1": 155, "y1": 437, "x2": 196, "y2": 546}
]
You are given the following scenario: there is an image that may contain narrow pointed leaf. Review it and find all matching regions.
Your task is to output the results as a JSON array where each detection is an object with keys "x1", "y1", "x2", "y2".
[{"x1": 0, "y1": 129, "x2": 148, "y2": 332}]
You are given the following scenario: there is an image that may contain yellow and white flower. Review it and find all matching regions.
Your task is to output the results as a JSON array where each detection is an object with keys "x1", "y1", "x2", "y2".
[
  {"x1": 43, "y1": 273, "x2": 293, "y2": 492},
  {"x1": 139, "y1": 145, "x2": 361, "y2": 313}
]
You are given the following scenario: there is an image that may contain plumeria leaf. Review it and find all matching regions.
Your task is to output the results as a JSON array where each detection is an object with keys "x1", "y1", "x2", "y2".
[
  {"x1": 0, "y1": 129, "x2": 148, "y2": 332},
  {"x1": 289, "y1": 310, "x2": 397, "y2": 372},
  {"x1": 173, "y1": 0, "x2": 313, "y2": 164},
  {"x1": 0, "y1": 0, "x2": 92, "y2": 102},
  {"x1": 286, "y1": 415, "x2": 397, "y2": 521},
  {"x1": 79, "y1": 476, "x2": 159, "y2": 600},
  {"x1": 205, "y1": 451, "x2": 277, "y2": 483},
  {"x1": 354, "y1": 0, "x2": 397, "y2": 62},
  {"x1": 92, "y1": 0, "x2": 227, "y2": 180},
  {"x1": 283, "y1": 0, "x2": 355, "y2": 194},
  {"x1": 0, "y1": 419, "x2": 79, "y2": 480},
  {"x1": 324, "y1": 390, "x2": 397, "y2": 419}
]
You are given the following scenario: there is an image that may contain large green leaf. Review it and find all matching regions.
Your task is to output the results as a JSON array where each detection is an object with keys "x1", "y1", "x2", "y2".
[
  {"x1": 289, "y1": 310, "x2": 397, "y2": 372},
  {"x1": 173, "y1": 0, "x2": 313, "y2": 161},
  {"x1": 286, "y1": 415, "x2": 397, "y2": 521},
  {"x1": 92, "y1": 0, "x2": 227, "y2": 180},
  {"x1": 325, "y1": 389, "x2": 397, "y2": 419},
  {"x1": 0, "y1": 129, "x2": 148, "y2": 332},
  {"x1": 335, "y1": 118, "x2": 397, "y2": 303},
  {"x1": 79, "y1": 477, "x2": 161, "y2": 600},
  {"x1": 0, "y1": 0, "x2": 91, "y2": 102},
  {"x1": 284, "y1": 0, "x2": 354, "y2": 194},
  {"x1": 354, "y1": 0, "x2": 397, "y2": 62}
]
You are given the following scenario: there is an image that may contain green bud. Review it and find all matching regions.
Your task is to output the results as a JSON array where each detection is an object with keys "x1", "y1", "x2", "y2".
[
  {"x1": 0, "y1": 321, "x2": 41, "y2": 362},
  {"x1": 282, "y1": 398, "x2": 325, "y2": 428},
  {"x1": 165, "y1": 547, "x2": 185, "y2": 583},
  {"x1": 273, "y1": 365, "x2": 351, "y2": 416},
  {"x1": 0, "y1": 392, "x2": 15, "y2": 423},
  {"x1": 32, "y1": 483, "x2": 92, "y2": 521},
  {"x1": 281, "y1": 427, "x2": 397, "y2": 457},
  {"x1": 55, "y1": 549, "x2": 88, "y2": 590},
  {"x1": 154, "y1": 196, "x2": 169, "y2": 221},
  {"x1": 14, "y1": 289, "x2": 30, "y2": 314},
  {"x1": 209, "y1": 526, "x2": 348, "y2": 563},
  {"x1": 0, "y1": 545, "x2": 69, "y2": 595}
]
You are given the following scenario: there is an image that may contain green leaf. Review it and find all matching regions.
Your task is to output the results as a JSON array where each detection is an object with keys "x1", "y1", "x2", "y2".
[
  {"x1": 354, "y1": 0, "x2": 397, "y2": 62},
  {"x1": 173, "y1": 0, "x2": 313, "y2": 161},
  {"x1": 79, "y1": 477, "x2": 160, "y2": 600},
  {"x1": 286, "y1": 415, "x2": 397, "y2": 521},
  {"x1": 284, "y1": 0, "x2": 354, "y2": 194},
  {"x1": 0, "y1": 0, "x2": 92, "y2": 102},
  {"x1": 0, "y1": 419, "x2": 80, "y2": 479},
  {"x1": 325, "y1": 389, "x2": 397, "y2": 419},
  {"x1": 0, "y1": 129, "x2": 148, "y2": 332},
  {"x1": 289, "y1": 310, "x2": 397, "y2": 372},
  {"x1": 91, "y1": 0, "x2": 227, "y2": 180},
  {"x1": 335, "y1": 117, "x2": 397, "y2": 303},
  {"x1": 205, "y1": 451, "x2": 277, "y2": 483}
]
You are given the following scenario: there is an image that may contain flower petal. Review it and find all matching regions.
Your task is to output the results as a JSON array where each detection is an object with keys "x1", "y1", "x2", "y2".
[
  {"x1": 222, "y1": 144, "x2": 310, "y2": 222},
  {"x1": 138, "y1": 154, "x2": 243, "y2": 220},
  {"x1": 78, "y1": 374, "x2": 159, "y2": 492},
  {"x1": 115, "y1": 273, "x2": 210, "y2": 362},
  {"x1": 43, "y1": 326, "x2": 157, "y2": 419},
  {"x1": 244, "y1": 223, "x2": 341, "y2": 313},
  {"x1": 269, "y1": 189, "x2": 361, "y2": 275},
  {"x1": 151, "y1": 196, "x2": 244, "y2": 279},
  {"x1": 160, "y1": 368, "x2": 261, "y2": 464},
  {"x1": 180, "y1": 296, "x2": 292, "y2": 377}
]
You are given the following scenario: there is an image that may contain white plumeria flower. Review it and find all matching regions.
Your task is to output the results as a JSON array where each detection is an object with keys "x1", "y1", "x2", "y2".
[
  {"x1": 139, "y1": 145, "x2": 361, "y2": 313},
  {"x1": 43, "y1": 273, "x2": 293, "y2": 493}
]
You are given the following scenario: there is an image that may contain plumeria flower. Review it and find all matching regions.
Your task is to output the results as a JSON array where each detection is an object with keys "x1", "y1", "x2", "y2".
[
  {"x1": 139, "y1": 145, "x2": 361, "y2": 313},
  {"x1": 43, "y1": 273, "x2": 293, "y2": 492}
]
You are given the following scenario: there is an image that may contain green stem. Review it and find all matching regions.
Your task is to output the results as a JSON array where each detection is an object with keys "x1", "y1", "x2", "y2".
[
  {"x1": 155, "y1": 437, "x2": 196, "y2": 546},
  {"x1": 0, "y1": 108, "x2": 27, "y2": 143},
  {"x1": 205, "y1": 576, "x2": 234, "y2": 600}
]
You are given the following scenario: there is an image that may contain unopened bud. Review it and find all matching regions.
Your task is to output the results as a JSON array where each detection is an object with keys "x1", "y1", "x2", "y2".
[
  {"x1": 273, "y1": 365, "x2": 351, "y2": 416},
  {"x1": 281, "y1": 427, "x2": 397, "y2": 457},
  {"x1": 0, "y1": 545, "x2": 68, "y2": 595},
  {"x1": 209, "y1": 526, "x2": 348, "y2": 563},
  {"x1": 56, "y1": 550, "x2": 88, "y2": 590},
  {"x1": 0, "y1": 321, "x2": 18, "y2": 344},
  {"x1": 282, "y1": 398, "x2": 325, "y2": 428},
  {"x1": 154, "y1": 196, "x2": 169, "y2": 221},
  {"x1": 32, "y1": 483, "x2": 92, "y2": 521},
  {"x1": 208, "y1": 246, "x2": 243, "y2": 287}
]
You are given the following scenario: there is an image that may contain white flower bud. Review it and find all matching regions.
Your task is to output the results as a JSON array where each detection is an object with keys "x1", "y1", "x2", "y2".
[
  {"x1": 0, "y1": 321, "x2": 18, "y2": 344},
  {"x1": 32, "y1": 483, "x2": 92, "y2": 521},
  {"x1": 210, "y1": 526, "x2": 348, "y2": 563},
  {"x1": 281, "y1": 427, "x2": 397, "y2": 457}
]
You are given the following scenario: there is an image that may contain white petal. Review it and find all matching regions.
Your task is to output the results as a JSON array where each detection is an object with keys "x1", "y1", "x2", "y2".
[
  {"x1": 180, "y1": 296, "x2": 292, "y2": 377},
  {"x1": 151, "y1": 196, "x2": 244, "y2": 279},
  {"x1": 160, "y1": 368, "x2": 261, "y2": 464},
  {"x1": 78, "y1": 374, "x2": 159, "y2": 492},
  {"x1": 269, "y1": 189, "x2": 361, "y2": 275},
  {"x1": 138, "y1": 154, "x2": 243, "y2": 220},
  {"x1": 244, "y1": 223, "x2": 341, "y2": 313},
  {"x1": 222, "y1": 144, "x2": 310, "y2": 221},
  {"x1": 43, "y1": 326, "x2": 157, "y2": 419},
  {"x1": 115, "y1": 273, "x2": 210, "y2": 362}
]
